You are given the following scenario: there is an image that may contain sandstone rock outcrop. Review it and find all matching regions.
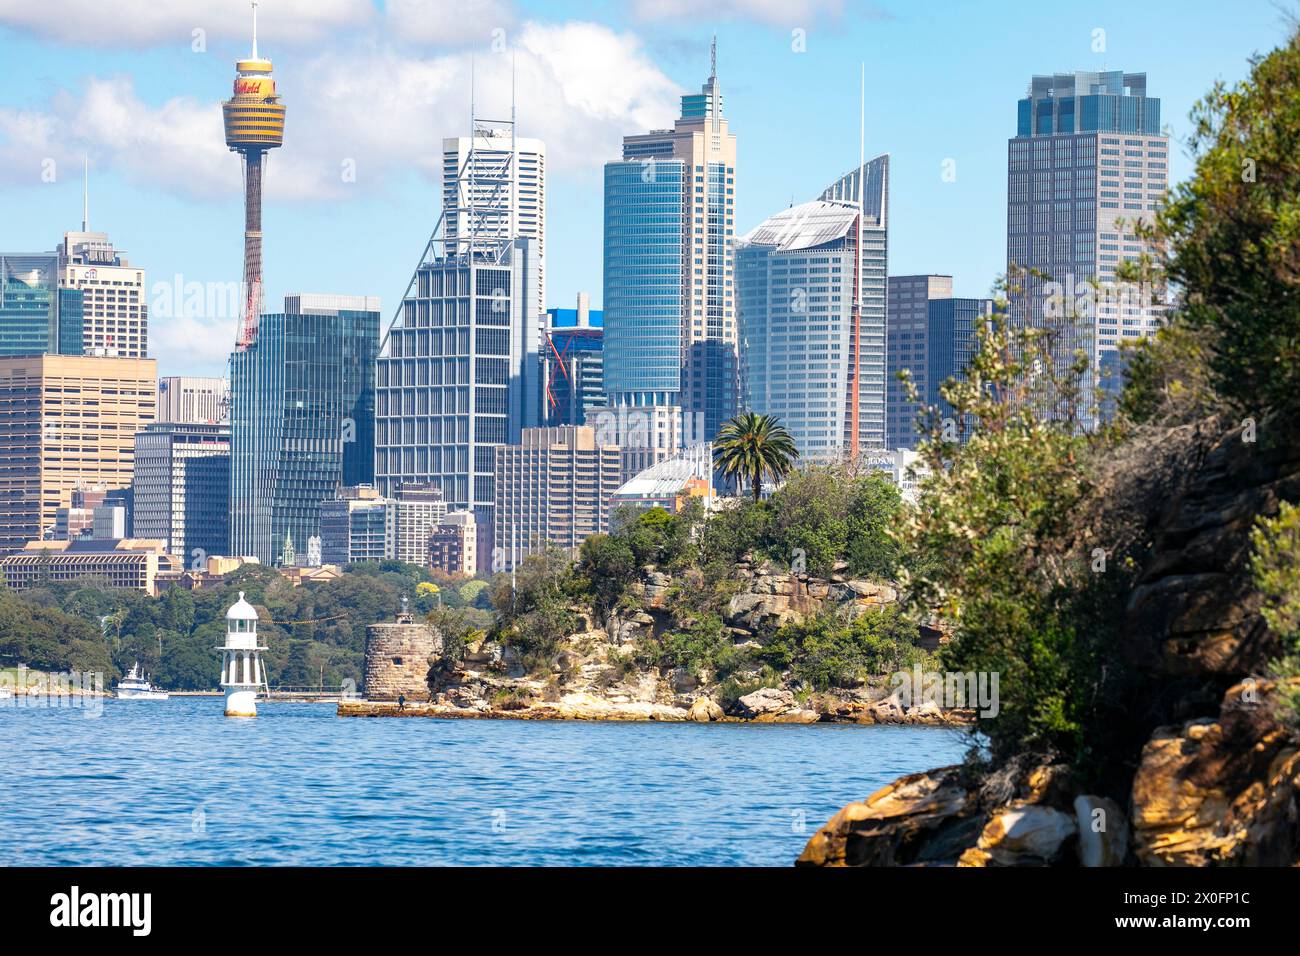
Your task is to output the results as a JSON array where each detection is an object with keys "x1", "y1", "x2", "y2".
[{"x1": 799, "y1": 421, "x2": 1300, "y2": 867}]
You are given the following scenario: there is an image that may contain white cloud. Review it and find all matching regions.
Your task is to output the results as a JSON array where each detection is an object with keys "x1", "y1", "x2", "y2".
[
  {"x1": 384, "y1": 0, "x2": 517, "y2": 47},
  {"x1": 0, "y1": 21, "x2": 681, "y2": 201},
  {"x1": 629, "y1": 0, "x2": 849, "y2": 25},
  {"x1": 0, "y1": 0, "x2": 374, "y2": 48}
]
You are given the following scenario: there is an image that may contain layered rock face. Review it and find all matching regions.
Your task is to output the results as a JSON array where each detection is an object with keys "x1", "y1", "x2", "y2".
[{"x1": 799, "y1": 422, "x2": 1300, "y2": 866}]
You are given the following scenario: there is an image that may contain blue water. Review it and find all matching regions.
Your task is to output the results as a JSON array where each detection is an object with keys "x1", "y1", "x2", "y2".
[{"x1": 1, "y1": 696, "x2": 968, "y2": 866}]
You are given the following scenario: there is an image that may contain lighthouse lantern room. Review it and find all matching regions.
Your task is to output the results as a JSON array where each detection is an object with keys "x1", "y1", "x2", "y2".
[{"x1": 220, "y1": 591, "x2": 267, "y2": 717}]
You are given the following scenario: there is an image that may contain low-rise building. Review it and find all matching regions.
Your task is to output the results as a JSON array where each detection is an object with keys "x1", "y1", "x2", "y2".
[
  {"x1": 428, "y1": 511, "x2": 476, "y2": 577},
  {"x1": 0, "y1": 538, "x2": 179, "y2": 593}
]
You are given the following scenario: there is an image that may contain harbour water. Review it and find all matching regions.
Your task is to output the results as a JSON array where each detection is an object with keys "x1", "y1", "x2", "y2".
[{"x1": 2, "y1": 696, "x2": 968, "y2": 866}]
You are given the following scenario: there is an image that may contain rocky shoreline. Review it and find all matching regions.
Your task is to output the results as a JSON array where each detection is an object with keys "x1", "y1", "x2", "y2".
[{"x1": 338, "y1": 686, "x2": 971, "y2": 726}]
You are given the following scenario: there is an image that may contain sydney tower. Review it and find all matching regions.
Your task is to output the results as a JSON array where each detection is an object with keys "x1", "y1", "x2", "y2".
[{"x1": 222, "y1": 2, "x2": 285, "y2": 350}]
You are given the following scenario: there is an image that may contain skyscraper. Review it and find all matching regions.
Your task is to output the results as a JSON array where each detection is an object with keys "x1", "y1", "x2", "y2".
[
  {"x1": 603, "y1": 41, "x2": 738, "y2": 444},
  {"x1": 132, "y1": 421, "x2": 231, "y2": 563},
  {"x1": 926, "y1": 296, "x2": 995, "y2": 434},
  {"x1": 229, "y1": 294, "x2": 378, "y2": 564},
  {"x1": 1007, "y1": 71, "x2": 1168, "y2": 414},
  {"x1": 58, "y1": 218, "x2": 147, "y2": 358},
  {"x1": 375, "y1": 109, "x2": 544, "y2": 571},
  {"x1": 887, "y1": 275, "x2": 952, "y2": 450},
  {"x1": 442, "y1": 132, "x2": 546, "y2": 318},
  {"x1": 0, "y1": 254, "x2": 83, "y2": 357},
  {"x1": 736, "y1": 157, "x2": 889, "y2": 460},
  {"x1": 0, "y1": 354, "x2": 156, "y2": 555}
]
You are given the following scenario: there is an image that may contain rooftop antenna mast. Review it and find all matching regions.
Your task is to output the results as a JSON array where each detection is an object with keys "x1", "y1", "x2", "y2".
[
  {"x1": 82, "y1": 155, "x2": 88, "y2": 232},
  {"x1": 251, "y1": 0, "x2": 258, "y2": 58},
  {"x1": 849, "y1": 62, "x2": 865, "y2": 462}
]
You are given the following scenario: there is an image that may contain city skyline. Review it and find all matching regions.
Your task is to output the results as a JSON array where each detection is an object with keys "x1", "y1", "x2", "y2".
[{"x1": 0, "y1": 0, "x2": 1281, "y2": 377}]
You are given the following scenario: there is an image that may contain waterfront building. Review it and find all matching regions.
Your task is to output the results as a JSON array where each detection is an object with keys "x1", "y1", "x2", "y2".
[
  {"x1": 428, "y1": 510, "x2": 476, "y2": 577},
  {"x1": 603, "y1": 43, "x2": 738, "y2": 445},
  {"x1": 58, "y1": 227, "x2": 147, "y2": 358},
  {"x1": 0, "y1": 354, "x2": 156, "y2": 555},
  {"x1": 228, "y1": 294, "x2": 379, "y2": 565},
  {"x1": 736, "y1": 156, "x2": 889, "y2": 460},
  {"x1": 132, "y1": 422, "x2": 231, "y2": 564},
  {"x1": 542, "y1": 293, "x2": 603, "y2": 427},
  {"x1": 1007, "y1": 70, "x2": 1169, "y2": 418},
  {"x1": 493, "y1": 425, "x2": 623, "y2": 571},
  {"x1": 219, "y1": 592, "x2": 266, "y2": 718},
  {"x1": 0, "y1": 253, "x2": 84, "y2": 357},
  {"x1": 156, "y1": 376, "x2": 230, "y2": 424},
  {"x1": 0, "y1": 538, "x2": 179, "y2": 593}
]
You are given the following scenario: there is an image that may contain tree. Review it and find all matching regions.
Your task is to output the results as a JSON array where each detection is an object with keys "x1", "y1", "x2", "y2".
[
  {"x1": 1143, "y1": 31, "x2": 1300, "y2": 414},
  {"x1": 713, "y1": 411, "x2": 799, "y2": 504}
]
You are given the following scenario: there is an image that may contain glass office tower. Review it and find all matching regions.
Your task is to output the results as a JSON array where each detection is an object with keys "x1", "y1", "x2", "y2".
[
  {"x1": 603, "y1": 50, "x2": 738, "y2": 444},
  {"x1": 0, "y1": 254, "x2": 84, "y2": 356},
  {"x1": 229, "y1": 294, "x2": 379, "y2": 564},
  {"x1": 1007, "y1": 71, "x2": 1169, "y2": 421}
]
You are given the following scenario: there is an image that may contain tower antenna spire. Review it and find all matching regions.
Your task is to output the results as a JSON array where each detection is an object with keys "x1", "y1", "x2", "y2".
[
  {"x1": 710, "y1": 35, "x2": 717, "y2": 80},
  {"x1": 82, "y1": 154, "x2": 88, "y2": 232},
  {"x1": 251, "y1": 0, "x2": 259, "y2": 59}
]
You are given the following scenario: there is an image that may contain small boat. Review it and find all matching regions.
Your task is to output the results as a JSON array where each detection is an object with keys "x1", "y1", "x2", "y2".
[
  {"x1": 114, "y1": 663, "x2": 170, "y2": 700},
  {"x1": 0, "y1": 688, "x2": 11, "y2": 701}
]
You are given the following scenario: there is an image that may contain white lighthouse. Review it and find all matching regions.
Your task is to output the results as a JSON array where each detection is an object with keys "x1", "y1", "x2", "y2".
[{"x1": 220, "y1": 591, "x2": 266, "y2": 717}]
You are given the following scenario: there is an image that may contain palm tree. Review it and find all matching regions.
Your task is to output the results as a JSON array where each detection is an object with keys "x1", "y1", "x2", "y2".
[{"x1": 713, "y1": 412, "x2": 799, "y2": 504}]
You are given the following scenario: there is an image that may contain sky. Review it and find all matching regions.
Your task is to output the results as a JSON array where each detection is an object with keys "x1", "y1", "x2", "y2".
[{"x1": 0, "y1": 0, "x2": 1291, "y2": 377}]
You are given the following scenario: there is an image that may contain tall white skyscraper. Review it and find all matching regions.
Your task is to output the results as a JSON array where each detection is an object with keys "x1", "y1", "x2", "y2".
[
  {"x1": 376, "y1": 115, "x2": 545, "y2": 571},
  {"x1": 737, "y1": 157, "x2": 889, "y2": 460},
  {"x1": 1007, "y1": 71, "x2": 1169, "y2": 415},
  {"x1": 442, "y1": 133, "x2": 546, "y2": 318}
]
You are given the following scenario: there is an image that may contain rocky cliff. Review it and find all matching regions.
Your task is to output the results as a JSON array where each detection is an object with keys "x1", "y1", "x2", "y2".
[{"x1": 799, "y1": 420, "x2": 1300, "y2": 866}]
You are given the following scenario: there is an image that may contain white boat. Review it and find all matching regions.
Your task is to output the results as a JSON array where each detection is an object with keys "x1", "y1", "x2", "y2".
[
  {"x1": 0, "y1": 688, "x2": 11, "y2": 701},
  {"x1": 114, "y1": 663, "x2": 170, "y2": 700}
]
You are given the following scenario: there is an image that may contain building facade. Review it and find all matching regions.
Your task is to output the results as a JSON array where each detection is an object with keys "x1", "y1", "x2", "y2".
[
  {"x1": 542, "y1": 295, "x2": 604, "y2": 428},
  {"x1": 229, "y1": 294, "x2": 378, "y2": 564},
  {"x1": 1, "y1": 538, "x2": 179, "y2": 593},
  {"x1": 157, "y1": 376, "x2": 230, "y2": 424},
  {"x1": 132, "y1": 421, "x2": 230, "y2": 564},
  {"x1": 0, "y1": 354, "x2": 155, "y2": 555},
  {"x1": 886, "y1": 275, "x2": 952, "y2": 450},
  {"x1": 428, "y1": 510, "x2": 476, "y2": 577},
  {"x1": 442, "y1": 132, "x2": 546, "y2": 318},
  {"x1": 0, "y1": 254, "x2": 83, "y2": 357},
  {"x1": 58, "y1": 230, "x2": 147, "y2": 358},
  {"x1": 493, "y1": 425, "x2": 622, "y2": 571},
  {"x1": 926, "y1": 297, "x2": 995, "y2": 436},
  {"x1": 603, "y1": 52, "x2": 738, "y2": 445},
  {"x1": 1007, "y1": 71, "x2": 1169, "y2": 416},
  {"x1": 319, "y1": 486, "x2": 392, "y2": 566},
  {"x1": 392, "y1": 483, "x2": 447, "y2": 566},
  {"x1": 736, "y1": 157, "x2": 889, "y2": 461}
]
